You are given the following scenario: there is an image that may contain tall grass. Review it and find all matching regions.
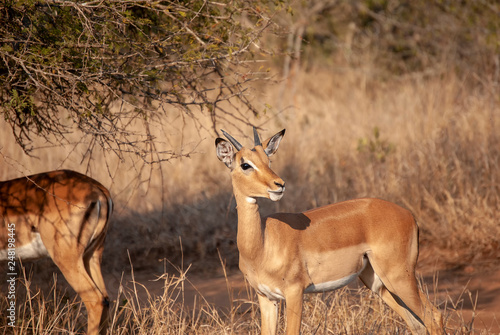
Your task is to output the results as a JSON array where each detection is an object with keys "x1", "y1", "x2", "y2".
[{"x1": 0, "y1": 262, "x2": 489, "y2": 334}]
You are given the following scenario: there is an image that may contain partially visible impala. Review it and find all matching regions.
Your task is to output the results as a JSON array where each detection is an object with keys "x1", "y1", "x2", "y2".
[
  {"x1": 216, "y1": 128, "x2": 444, "y2": 335},
  {"x1": 0, "y1": 170, "x2": 112, "y2": 335}
]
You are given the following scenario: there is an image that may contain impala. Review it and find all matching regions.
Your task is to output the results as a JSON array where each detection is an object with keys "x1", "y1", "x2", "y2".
[
  {"x1": 215, "y1": 128, "x2": 444, "y2": 335},
  {"x1": 0, "y1": 170, "x2": 112, "y2": 335}
]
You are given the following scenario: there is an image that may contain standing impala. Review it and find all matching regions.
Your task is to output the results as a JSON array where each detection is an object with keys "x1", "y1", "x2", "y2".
[
  {"x1": 0, "y1": 170, "x2": 112, "y2": 335},
  {"x1": 216, "y1": 128, "x2": 444, "y2": 335}
]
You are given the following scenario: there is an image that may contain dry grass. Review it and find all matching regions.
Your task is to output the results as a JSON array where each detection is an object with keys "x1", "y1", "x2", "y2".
[
  {"x1": 0, "y1": 66, "x2": 499, "y2": 333},
  {"x1": 0, "y1": 261, "x2": 488, "y2": 334}
]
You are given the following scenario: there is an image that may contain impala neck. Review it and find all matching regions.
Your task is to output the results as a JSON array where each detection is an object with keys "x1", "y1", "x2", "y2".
[{"x1": 234, "y1": 192, "x2": 264, "y2": 259}]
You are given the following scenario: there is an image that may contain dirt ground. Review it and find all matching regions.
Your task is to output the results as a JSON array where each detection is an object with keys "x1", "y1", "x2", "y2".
[{"x1": 429, "y1": 266, "x2": 500, "y2": 333}]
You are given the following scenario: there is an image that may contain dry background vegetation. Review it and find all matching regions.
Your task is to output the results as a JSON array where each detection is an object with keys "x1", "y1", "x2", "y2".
[{"x1": 1, "y1": 0, "x2": 499, "y2": 333}]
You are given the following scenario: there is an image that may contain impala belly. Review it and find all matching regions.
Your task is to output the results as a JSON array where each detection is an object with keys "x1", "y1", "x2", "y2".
[
  {"x1": 305, "y1": 256, "x2": 367, "y2": 293},
  {"x1": 303, "y1": 244, "x2": 369, "y2": 293},
  {"x1": 0, "y1": 233, "x2": 49, "y2": 261}
]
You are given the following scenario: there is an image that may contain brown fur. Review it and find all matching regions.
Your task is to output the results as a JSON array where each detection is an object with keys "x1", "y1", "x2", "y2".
[
  {"x1": 216, "y1": 129, "x2": 444, "y2": 335},
  {"x1": 0, "y1": 170, "x2": 112, "y2": 335}
]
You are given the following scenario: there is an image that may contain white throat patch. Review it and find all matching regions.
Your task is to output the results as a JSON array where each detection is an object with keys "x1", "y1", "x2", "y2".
[{"x1": 246, "y1": 197, "x2": 257, "y2": 204}]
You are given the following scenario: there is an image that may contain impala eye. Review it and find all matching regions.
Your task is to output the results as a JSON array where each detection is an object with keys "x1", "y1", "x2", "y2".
[{"x1": 241, "y1": 163, "x2": 252, "y2": 171}]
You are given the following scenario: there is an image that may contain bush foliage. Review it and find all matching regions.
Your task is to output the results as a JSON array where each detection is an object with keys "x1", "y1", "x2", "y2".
[{"x1": 0, "y1": 0, "x2": 272, "y2": 158}]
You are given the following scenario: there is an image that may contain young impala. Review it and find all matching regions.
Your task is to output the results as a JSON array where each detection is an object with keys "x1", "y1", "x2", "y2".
[
  {"x1": 0, "y1": 170, "x2": 112, "y2": 335},
  {"x1": 215, "y1": 128, "x2": 444, "y2": 335}
]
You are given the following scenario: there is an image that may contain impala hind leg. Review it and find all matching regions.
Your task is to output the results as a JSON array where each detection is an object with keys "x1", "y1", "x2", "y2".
[
  {"x1": 84, "y1": 238, "x2": 109, "y2": 333},
  {"x1": 81, "y1": 199, "x2": 111, "y2": 334},
  {"x1": 84, "y1": 232, "x2": 109, "y2": 297},
  {"x1": 57, "y1": 257, "x2": 108, "y2": 335},
  {"x1": 258, "y1": 294, "x2": 278, "y2": 335},
  {"x1": 359, "y1": 263, "x2": 444, "y2": 335},
  {"x1": 380, "y1": 281, "x2": 443, "y2": 335}
]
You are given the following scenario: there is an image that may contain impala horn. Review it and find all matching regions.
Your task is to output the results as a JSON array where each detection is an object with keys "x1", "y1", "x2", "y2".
[
  {"x1": 253, "y1": 126, "x2": 261, "y2": 147},
  {"x1": 221, "y1": 129, "x2": 243, "y2": 151}
]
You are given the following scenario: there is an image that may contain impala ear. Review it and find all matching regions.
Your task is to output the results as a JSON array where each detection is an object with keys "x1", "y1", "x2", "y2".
[
  {"x1": 263, "y1": 129, "x2": 286, "y2": 157},
  {"x1": 216, "y1": 138, "x2": 236, "y2": 169}
]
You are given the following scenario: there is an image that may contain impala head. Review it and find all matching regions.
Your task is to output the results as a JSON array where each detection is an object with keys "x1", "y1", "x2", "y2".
[{"x1": 216, "y1": 127, "x2": 286, "y2": 202}]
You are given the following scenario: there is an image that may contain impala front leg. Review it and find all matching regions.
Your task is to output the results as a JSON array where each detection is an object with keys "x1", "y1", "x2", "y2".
[
  {"x1": 258, "y1": 294, "x2": 278, "y2": 335},
  {"x1": 285, "y1": 287, "x2": 304, "y2": 335}
]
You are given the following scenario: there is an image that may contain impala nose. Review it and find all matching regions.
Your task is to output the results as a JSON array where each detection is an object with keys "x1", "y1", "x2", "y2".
[
  {"x1": 274, "y1": 181, "x2": 285, "y2": 191},
  {"x1": 269, "y1": 180, "x2": 285, "y2": 201}
]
